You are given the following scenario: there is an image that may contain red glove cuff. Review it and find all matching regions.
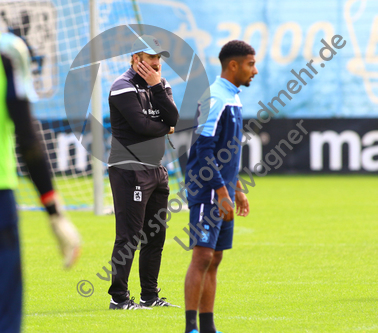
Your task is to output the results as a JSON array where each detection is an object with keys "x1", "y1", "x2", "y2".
[{"x1": 41, "y1": 190, "x2": 56, "y2": 206}]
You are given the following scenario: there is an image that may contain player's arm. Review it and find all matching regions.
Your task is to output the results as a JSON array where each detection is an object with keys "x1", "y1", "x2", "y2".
[
  {"x1": 3, "y1": 34, "x2": 80, "y2": 268},
  {"x1": 195, "y1": 97, "x2": 233, "y2": 221},
  {"x1": 109, "y1": 89, "x2": 170, "y2": 136},
  {"x1": 137, "y1": 61, "x2": 179, "y2": 126},
  {"x1": 5, "y1": 60, "x2": 54, "y2": 207}
]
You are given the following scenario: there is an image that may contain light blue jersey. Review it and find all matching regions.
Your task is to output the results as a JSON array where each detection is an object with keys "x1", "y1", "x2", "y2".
[{"x1": 185, "y1": 77, "x2": 243, "y2": 207}]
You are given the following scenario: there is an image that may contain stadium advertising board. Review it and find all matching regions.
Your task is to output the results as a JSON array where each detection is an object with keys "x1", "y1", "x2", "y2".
[
  {"x1": 1, "y1": 0, "x2": 377, "y2": 119},
  {"x1": 0, "y1": 1, "x2": 58, "y2": 98},
  {"x1": 4, "y1": 0, "x2": 378, "y2": 176},
  {"x1": 20, "y1": 118, "x2": 378, "y2": 175},
  {"x1": 176, "y1": 119, "x2": 378, "y2": 174}
]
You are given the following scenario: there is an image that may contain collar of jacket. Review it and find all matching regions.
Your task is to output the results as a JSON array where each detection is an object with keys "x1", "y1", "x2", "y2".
[{"x1": 216, "y1": 76, "x2": 242, "y2": 95}]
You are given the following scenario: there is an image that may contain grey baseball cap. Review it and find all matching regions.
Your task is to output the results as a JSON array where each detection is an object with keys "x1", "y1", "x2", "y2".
[{"x1": 131, "y1": 35, "x2": 170, "y2": 58}]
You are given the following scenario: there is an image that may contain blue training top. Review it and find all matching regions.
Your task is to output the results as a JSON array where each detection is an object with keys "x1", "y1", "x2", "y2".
[{"x1": 185, "y1": 76, "x2": 243, "y2": 208}]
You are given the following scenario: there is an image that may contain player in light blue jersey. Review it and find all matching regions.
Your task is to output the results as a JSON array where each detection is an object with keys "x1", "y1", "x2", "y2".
[{"x1": 184, "y1": 40, "x2": 258, "y2": 333}]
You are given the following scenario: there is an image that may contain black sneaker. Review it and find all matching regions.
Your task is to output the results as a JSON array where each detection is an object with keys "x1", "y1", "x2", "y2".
[
  {"x1": 109, "y1": 296, "x2": 152, "y2": 310},
  {"x1": 140, "y1": 296, "x2": 180, "y2": 307}
]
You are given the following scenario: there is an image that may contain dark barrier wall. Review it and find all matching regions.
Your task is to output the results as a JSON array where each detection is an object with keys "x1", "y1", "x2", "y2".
[
  {"x1": 241, "y1": 118, "x2": 378, "y2": 173},
  {"x1": 17, "y1": 119, "x2": 378, "y2": 175},
  {"x1": 173, "y1": 119, "x2": 378, "y2": 174}
]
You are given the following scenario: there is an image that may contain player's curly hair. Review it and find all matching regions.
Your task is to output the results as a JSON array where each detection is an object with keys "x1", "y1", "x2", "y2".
[{"x1": 219, "y1": 40, "x2": 256, "y2": 70}]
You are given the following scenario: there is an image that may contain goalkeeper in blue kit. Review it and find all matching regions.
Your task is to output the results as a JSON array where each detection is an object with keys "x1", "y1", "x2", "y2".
[{"x1": 0, "y1": 32, "x2": 81, "y2": 333}]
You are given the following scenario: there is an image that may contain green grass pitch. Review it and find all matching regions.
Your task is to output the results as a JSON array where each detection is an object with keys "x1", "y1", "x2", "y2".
[{"x1": 19, "y1": 175, "x2": 378, "y2": 333}]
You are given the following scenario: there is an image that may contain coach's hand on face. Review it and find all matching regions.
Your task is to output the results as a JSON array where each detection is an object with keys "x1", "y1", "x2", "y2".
[
  {"x1": 216, "y1": 186, "x2": 234, "y2": 222},
  {"x1": 137, "y1": 61, "x2": 161, "y2": 86}
]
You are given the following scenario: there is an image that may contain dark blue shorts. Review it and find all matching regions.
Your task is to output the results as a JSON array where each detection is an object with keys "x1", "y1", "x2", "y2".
[
  {"x1": 189, "y1": 203, "x2": 234, "y2": 251},
  {"x1": 0, "y1": 190, "x2": 22, "y2": 333}
]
